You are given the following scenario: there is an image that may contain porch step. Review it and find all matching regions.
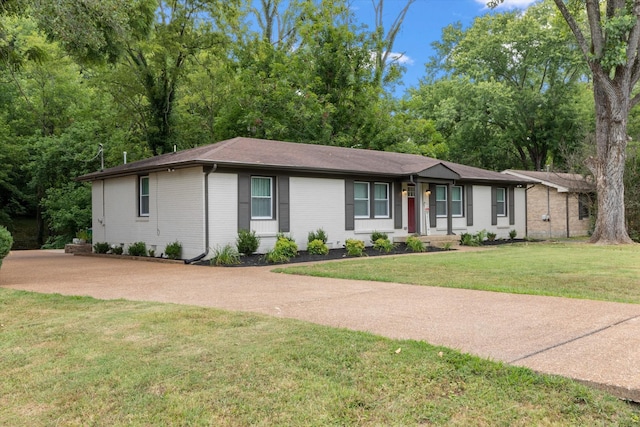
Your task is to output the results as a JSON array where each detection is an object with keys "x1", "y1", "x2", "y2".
[{"x1": 394, "y1": 235, "x2": 460, "y2": 248}]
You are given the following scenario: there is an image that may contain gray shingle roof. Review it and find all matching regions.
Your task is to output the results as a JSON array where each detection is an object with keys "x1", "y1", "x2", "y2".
[
  {"x1": 78, "y1": 137, "x2": 529, "y2": 184},
  {"x1": 503, "y1": 170, "x2": 594, "y2": 192}
]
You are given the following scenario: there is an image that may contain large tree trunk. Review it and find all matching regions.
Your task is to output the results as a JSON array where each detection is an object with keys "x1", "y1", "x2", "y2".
[{"x1": 588, "y1": 81, "x2": 634, "y2": 244}]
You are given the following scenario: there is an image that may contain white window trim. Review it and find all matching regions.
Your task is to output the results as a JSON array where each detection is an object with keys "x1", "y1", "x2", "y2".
[
  {"x1": 354, "y1": 182, "x2": 370, "y2": 219},
  {"x1": 496, "y1": 187, "x2": 507, "y2": 217},
  {"x1": 251, "y1": 176, "x2": 273, "y2": 220},
  {"x1": 436, "y1": 185, "x2": 447, "y2": 218},
  {"x1": 139, "y1": 176, "x2": 150, "y2": 217},
  {"x1": 451, "y1": 186, "x2": 463, "y2": 218},
  {"x1": 373, "y1": 182, "x2": 390, "y2": 218}
]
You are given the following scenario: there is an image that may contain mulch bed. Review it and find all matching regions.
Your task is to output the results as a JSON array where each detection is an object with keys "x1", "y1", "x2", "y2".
[{"x1": 202, "y1": 242, "x2": 449, "y2": 267}]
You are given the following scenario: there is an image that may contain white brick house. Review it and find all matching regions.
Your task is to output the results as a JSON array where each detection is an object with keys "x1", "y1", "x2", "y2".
[{"x1": 78, "y1": 137, "x2": 532, "y2": 261}]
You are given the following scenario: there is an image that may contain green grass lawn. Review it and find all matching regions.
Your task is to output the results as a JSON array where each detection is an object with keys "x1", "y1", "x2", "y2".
[
  {"x1": 1, "y1": 289, "x2": 639, "y2": 426},
  {"x1": 278, "y1": 243, "x2": 640, "y2": 304}
]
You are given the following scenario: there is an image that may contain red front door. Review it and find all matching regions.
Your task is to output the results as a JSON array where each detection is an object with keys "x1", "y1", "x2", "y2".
[{"x1": 407, "y1": 185, "x2": 416, "y2": 233}]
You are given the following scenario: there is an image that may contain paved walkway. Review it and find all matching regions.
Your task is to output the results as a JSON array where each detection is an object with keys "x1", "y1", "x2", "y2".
[{"x1": 1, "y1": 249, "x2": 639, "y2": 402}]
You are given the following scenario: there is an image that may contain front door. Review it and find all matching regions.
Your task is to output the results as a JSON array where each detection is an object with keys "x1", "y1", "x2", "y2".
[{"x1": 407, "y1": 185, "x2": 416, "y2": 233}]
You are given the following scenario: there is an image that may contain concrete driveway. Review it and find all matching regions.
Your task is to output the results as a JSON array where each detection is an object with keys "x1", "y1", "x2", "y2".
[{"x1": 1, "y1": 249, "x2": 639, "y2": 402}]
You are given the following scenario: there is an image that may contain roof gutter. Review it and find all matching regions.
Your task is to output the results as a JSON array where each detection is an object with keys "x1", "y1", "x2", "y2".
[{"x1": 184, "y1": 164, "x2": 217, "y2": 264}]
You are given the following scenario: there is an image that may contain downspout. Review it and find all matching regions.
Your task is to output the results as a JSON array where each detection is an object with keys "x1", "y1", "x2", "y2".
[
  {"x1": 185, "y1": 164, "x2": 217, "y2": 264},
  {"x1": 565, "y1": 193, "x2": 570, "y2": 238}
]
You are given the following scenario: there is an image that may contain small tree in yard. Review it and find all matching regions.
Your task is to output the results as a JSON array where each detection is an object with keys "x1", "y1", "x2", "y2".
[
  {"x1": 489, "y1": 0, "x2": 639, "y2": 244},
  {"x1": 0, "y1": 226, "x2": 13, "y2": 269}
]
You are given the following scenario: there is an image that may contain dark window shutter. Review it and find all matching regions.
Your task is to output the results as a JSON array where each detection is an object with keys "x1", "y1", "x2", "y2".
[
  {"x1": 429, "y1": 183, "x2": 437, "y2": 228},
  {"x1": 509, "y1": 187, "x2": 515, "y2": 225},
  {"x1": 238, "y1": 173, "x2": 251, "y2": 231},
  {"x1": 491, "y1": 186, "x2": 497, "y2": 226},
  {"x1": 278, "y1": 176, "x2": 290, "y2": 232},
  {"x1": 394, "y1": 182, "x2": 402, "y2": 229},
  {"x1": 345, "y1": 179, "x2": 355, "y2": 231},
  {"x1": 466, "y1": 185, "x2": 474, "y2": 226}
]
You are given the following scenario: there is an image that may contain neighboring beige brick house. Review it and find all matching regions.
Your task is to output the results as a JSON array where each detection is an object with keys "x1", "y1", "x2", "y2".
[{"x1": 502, "y1": 170, "x2": 595, "y2": 239}]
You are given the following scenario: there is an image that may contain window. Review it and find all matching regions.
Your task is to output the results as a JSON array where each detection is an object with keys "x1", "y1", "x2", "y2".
[
  {"x1": 251, "y1": 177, "x2": 273, "y2": 219},
  {"x1": 436, "y1": 185, "x2": 447, "y2": 217},
  {"x1": 374, "y1": 183, "x2": 389, "y2": 218},
  {"x1": 139, "y1": 176, "x2": 149, "y2": 217},
  {"x1": 496, "y1": 187, "x2": 506, "y2": 216},
  {"x1": 436, "y1": 185, "x2": 463, "y2": 217},
  {"x1": 451, "y1": 186, "x2": 463, "y2": 217},
  {"x1": 354, "y1": 182, "x2": 370, "y2": 218},
  {"x1": 579, "y1": 194, "x2": 590, "y2": 220}
]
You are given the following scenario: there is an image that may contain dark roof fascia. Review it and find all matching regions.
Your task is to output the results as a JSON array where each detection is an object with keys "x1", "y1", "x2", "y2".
[{"x1": 76, "y1": 160, "x2": 218, "y2": 182}]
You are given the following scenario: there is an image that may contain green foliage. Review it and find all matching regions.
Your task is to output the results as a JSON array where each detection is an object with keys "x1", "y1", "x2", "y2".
[
  {"x1": 370, "y1": 231, "x2": 388, "y2": 243},
  {"x1": 265, "y1": 236, "x2": 298, "y2": 263},
  {"x1": 236, "y1": 229, "x2": 260, "y2": 256},
  {"x1": 475, "y1": 229, "x2": 487, "y2": 243},
  {"x1": 307, "y1": 228, "x2": 328, "y2": 244},
  {"x1": 127, "y1": 241, "x2": 147, "y2": 257},
  {"x1": 164, "y1": 241, "x2": 182, "y2": 260},
  {"x1": 211, "y1": 244, "x2": 241, "y2": 266},
  {"x1": 509, "y1": 229, "x2": 518, "y2": 240},
  {"x1": 460, "y1": 233, "x2": 480, "y2": 247},
  {"x1": 442, "y1": 242, "x2": 453, "y2": 251},
  {"x1": 344, "y1": 239, "x2": 365, "y2": 257},
  {"x1": 486, "y1": 232, "x2": 497, "y2": 242},
  {"x1": 373, "y1": 237, "x2": 395, "y2": 253},
  {"x1": 111, "y1": 246, "x2": 124, "y2": 255},
  {"x1": 0, "y1": 226, "x2": 13, "y2": 265},
  {"x1": 307, "y1": 239, "x2": 329, "y2": 255},
  {"x1": 93, "y1": 242, "x2": 110, "y2": 254},
  {"x1": 405, "y1": 235, "x2": 425, "y2": 252}
]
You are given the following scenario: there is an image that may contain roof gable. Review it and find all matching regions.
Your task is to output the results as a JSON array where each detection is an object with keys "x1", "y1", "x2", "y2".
[
  {"x1": 417, "y1": 163, "x2": 460, "y2": 180},
  {"x1": 503, "y1": 170, "x2": 594, "y2": 193}
]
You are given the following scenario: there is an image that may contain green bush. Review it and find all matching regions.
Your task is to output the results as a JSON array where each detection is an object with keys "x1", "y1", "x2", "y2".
[
  {"x1": 307, "y1": 228, "x2": 328, "y2": 244},
  {"x1": 236, "y1": 229, "x2": 260, "y2": 255},
  {"x1": 265, "y1": 236, "x2": 298, "y2": 263},
  {"x1": 165, "y1": 241, "x2": 182, "y2": 260},
  {"x1": 127, "y1": 241, "x2": 147, "y2": 257},
  {"x1": 475, "y1": 229, "x2": 487, "y2": 243},
  {"x1": 0, "y1": 226, "x2": 13, "y2": 268},
  {"x1": 373, "y1": 237, "x2": 395, "y2": 253},
  {"x1": 93, "y1": 242, "x2": 110, "y2": 254},
  {"x1": 211, "y1": 244, "x2": 241, "y2": 266},
  {"x1": 345, "y1": 239, "x2": 365, "y2": 257},
  {"x1": 460, "y1": 233, "x2": 480, "y2": 247},
  {"x1": 370, "y1": 231, "x2": 388, "y2": 243},
  {"x1": 486, "y1": 232, "x2": 497, "y2": 242},
  {"x1": 509, "y1": 229, "x2": 518, "y2": 240},
  {"x1": 111, "y1": 245, "x2": 123, "y2": 255},
  {"x1": 405, "y1": 235, "x2": 425, "y2": 252},
  {"x1": 307, "y1": 239, "x2": 329, "y2": 255}
]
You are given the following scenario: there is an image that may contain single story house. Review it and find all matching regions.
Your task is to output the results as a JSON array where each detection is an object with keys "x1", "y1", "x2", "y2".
[
  {"x1": 77, "y1": 137, "x2": 532, "y2": 261},
  {"x1": 502, "y1": 170, "x2": 594, "y2": 239}
]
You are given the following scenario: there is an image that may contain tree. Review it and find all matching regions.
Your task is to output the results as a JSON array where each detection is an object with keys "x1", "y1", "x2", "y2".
[
  {"x1": 489, "y1": 0, "x2": 638, "y2": 243},
  {"x1": 424, "y1": 1, "x2": 588, "y2": 171}
]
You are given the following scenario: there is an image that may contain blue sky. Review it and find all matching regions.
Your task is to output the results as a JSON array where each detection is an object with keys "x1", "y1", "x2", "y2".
[{"x1": 350, "y1": 0, "x2": 539, "y2": 94}]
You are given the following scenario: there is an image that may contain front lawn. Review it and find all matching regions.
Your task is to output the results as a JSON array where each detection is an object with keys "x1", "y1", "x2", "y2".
[
  {"x1": 1, "y1": 289, "x2": 638, "y2": 425},
  {"x1": 277, "y1": 243, "x2": 640, "y2": 304}
]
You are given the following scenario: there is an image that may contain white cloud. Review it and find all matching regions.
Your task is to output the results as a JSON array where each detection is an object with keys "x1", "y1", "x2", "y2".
[
  {"x1": 388, "y1": 52, "x2": 414, "y2": 66},
  {"x1": 475, "y1": 0, "x2": 539, "y2": 10}
]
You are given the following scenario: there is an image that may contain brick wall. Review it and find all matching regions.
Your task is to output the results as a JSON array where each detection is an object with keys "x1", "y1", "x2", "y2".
[{"x1": 527, "y1": 184, "x2": 590, "y2": 239}]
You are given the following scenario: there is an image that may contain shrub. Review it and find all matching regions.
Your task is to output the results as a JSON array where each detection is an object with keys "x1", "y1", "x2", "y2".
[
  {"x1": 345, "y1": 239, "x2": 365, "y2": 257},
  {"x1": 93, "y1": 242, "x2": 110, "y2": 254},
  {"x1": 442, "y1": 242, "x2": 453, "y2": 251},
  {"x1": 308, "y1": 228, "x2": 328, "y2": 244},
  {"x1": 486, "y1": 232, "x2": 497, "y2": 242},
  {"x1": 373, "y1": 237, "x2": 395, "y2": 253},
  {"x1": 0, "y1": 226, "x2": 13, "y2": 268},
  {"x1": 236, "y1": 229, "x2": 260, "y2": 255},
  {"x1": 460, "y1": 233, "x2": 480, "y2": 247},
  {"x1": 370, "y1": 231, "x2": 388, "y2": 243},
  {"x1": 405, "y1": 235, "x2": 425, "y2": 252},
  {"x1": 165, "y1": 241, "x2": 182, "y2": 260},
  {"x1": 307, "y1": 239, "x2": 329, "y2": 255},
  {"x1": 211, "y1": 244, "x2": 241, "y2": 266},
  {"x1": 265, "y1": 236, "x2": 298, "y2": 263},
  {"x1": 475, "y1": 229, "x2": 487, "y2": 243},
  {"x1": 111, "y1": 245, "x2": 123, "y2": 255},
  {"x1": 128, "y1": 241, "x2": 147, "y2": 257},
  {"x1": 509, "y1": 229, "x2": 518, "y2": 240}
]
